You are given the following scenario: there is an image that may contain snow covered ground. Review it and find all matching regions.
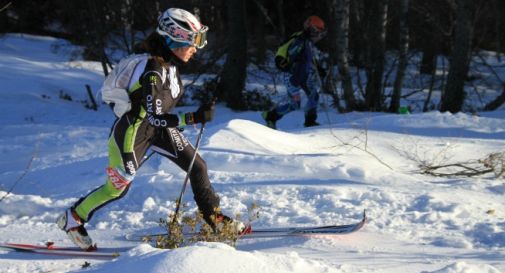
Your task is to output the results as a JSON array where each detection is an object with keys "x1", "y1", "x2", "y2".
[{"x1": 0, "y1": 33, "x2": 504, "y2": 273}]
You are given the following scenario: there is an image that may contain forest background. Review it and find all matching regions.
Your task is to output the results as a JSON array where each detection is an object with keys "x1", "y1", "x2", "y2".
[{"x1": 2, "y1": 0, "x2": 504, "y2": 113}]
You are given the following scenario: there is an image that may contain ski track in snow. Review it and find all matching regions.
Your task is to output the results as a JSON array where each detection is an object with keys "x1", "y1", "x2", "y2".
[{"x1": 0, "y1": 33, "x2": 504, "y2": 273}]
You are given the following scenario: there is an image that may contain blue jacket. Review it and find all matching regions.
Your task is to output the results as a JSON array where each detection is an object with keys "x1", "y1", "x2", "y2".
[{"x1": 287, "y1": 34, "x2": 315, "y2": 87}]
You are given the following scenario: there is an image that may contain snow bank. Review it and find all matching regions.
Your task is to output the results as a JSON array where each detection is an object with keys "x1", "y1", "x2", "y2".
[
  {"x1": 79, "y1": 243, "x2": 341, "y2": 273},
  {"x1": 425, "y1": 262, "x2": 501, "y2": 273}
]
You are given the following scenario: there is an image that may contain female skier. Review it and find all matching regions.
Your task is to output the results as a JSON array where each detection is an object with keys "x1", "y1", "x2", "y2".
[{"x1": 57, "y1": 8, "x2": 243, "y2": 250}]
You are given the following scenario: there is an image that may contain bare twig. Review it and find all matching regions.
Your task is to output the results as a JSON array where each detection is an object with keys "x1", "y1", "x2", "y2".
[
  {"x1": 0, "y1": 142, "x2": 39, "y2": 202},
  {"x1": 320, "y1": 98, "x2": 393, "y2": 170},
  {"x1": 475, "y1": 52, "x2": 504, "y2": 83},
  {"x1": 251, "y1": 0, "x2": 279, "y2": 36},
  {"x1": 0, "y1": 2, "x2": 12, "y2": 13}
]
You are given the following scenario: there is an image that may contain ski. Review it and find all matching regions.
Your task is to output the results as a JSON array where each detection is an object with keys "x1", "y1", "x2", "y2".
[
  {"x1": 0, "y1": 242, "x2": 124, "y2": 259},
  {"x1": 126, "y1": 210, "x2": 367, "y2": 241}
]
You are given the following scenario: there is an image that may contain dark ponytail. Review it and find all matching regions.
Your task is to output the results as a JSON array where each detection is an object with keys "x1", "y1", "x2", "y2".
[{"x1": 133, "y1": 32, "x2": 176, "y2": 65}]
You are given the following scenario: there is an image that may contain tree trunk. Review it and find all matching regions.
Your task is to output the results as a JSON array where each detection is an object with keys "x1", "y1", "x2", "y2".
[
  {"x1": 319, "y1": 0, "x2": 338, "y2": 64},
  {"x1": 419, "y1": 21, "x2": 437, "y2": 75},
  {"x1": 275, "y1": 0, "x2": 286, "y2": 39},
  {"x1": 120, "y1": 0, "x2": 133, "y2": 54},
  {"x1": 349, "y1": 0, "x2": 366, "y2": 68},
  {"x1": 254, "y1": 0, "x2": 266, "y2": 64},
  {"x1": 334, "y1": 0, "x2": 358, "y2": 111},
  {"x1": 364, "y1": 0, "x2": 388, "y2": 111},
  {"x1": 441, "y1": 0, "x2": 476, "y2": 113},
  {"x1": 100, "y1": 52, "x2": 109, "y2": 77},
  {"x1": 495, "y1": 0, "x2": 504, "y2": 61},
  {"x1": 217, "y1": 0, "x2": 248, "y2": 110},
  {"x1": 389, "y1": 0, "x2": 410, "y2": 113},
  {"x1": 423, "y1": 58, "x2": 438, "y2": 112},
  {"x1": 420, "y1": 46, "x2": 437, "y2": 75},
  {"x1": 88, "y1": 0, "x2": 110, "y2": 77}
]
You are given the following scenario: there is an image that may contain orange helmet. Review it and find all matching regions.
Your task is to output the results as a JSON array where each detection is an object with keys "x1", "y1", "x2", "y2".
[
  {"x1": 303, "y1": 15, "x2": 325, "y2": 33},
  {"x1": 303, "y1": 15, "x2": 326, "y2": 41}
]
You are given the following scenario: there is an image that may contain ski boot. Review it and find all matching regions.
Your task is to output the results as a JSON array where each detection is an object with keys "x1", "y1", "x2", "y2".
[
  {"x1": 303, "y1": 120, "x2": 320, "y2": 127},
  {"x1": 214, "y1": 213, "x2": 249, "y2": 235},
  {"x1": 304, "y1": 109, "x2": 320, "y2": 127},
  {"x1": 56, "y1": 209, "x2": 95, "y2": 251},
  {"x1": 262, "y1": 110, "x2": 279, "y2": 129}
]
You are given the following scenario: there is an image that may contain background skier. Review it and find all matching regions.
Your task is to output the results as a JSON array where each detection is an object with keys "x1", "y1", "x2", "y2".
[{"x1": 262, "y1": 15, "x2": 327, "y2": 129}]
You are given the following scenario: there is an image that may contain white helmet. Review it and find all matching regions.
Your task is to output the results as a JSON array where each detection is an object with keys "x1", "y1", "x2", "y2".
[{"x1": 157, "y1": 8, "x2": 208, "y2": 49}]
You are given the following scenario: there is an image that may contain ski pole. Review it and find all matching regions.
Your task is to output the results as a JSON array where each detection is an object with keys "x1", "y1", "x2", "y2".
[{"x1": 171, "y1": 122, "x2": 206, "y2": 225}]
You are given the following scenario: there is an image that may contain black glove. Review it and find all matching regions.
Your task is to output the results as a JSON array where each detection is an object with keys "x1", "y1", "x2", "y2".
[{"x1": 184, "y1": 102, "x2": 215, "y2": 125}]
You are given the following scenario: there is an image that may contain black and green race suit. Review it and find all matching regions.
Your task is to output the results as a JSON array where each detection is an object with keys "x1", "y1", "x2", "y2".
[{"x1": 72, "y1": 56, "x2": 220, "y2": 223}]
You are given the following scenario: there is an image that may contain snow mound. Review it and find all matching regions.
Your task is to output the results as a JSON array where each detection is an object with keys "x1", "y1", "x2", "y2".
[
  {"x1": 424, "y1": 261, "x2": 501, "y2": 273},
  {"x1": 206, "y1": 118, "x2": 342, "y2": 155},
  {"x1": 79, "y1": 243, "x2": 341, "y2": 273}
]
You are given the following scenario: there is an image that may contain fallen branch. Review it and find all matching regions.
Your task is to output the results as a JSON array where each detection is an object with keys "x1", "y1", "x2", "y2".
[{"x1": 420, "y1": 151, "x2": 504, "y2": 178}]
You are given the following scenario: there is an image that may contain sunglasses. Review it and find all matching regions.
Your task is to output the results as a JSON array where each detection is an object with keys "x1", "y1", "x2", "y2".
[{"x1": 310, "y1": 28, "x2": 327, "y2": 40}]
